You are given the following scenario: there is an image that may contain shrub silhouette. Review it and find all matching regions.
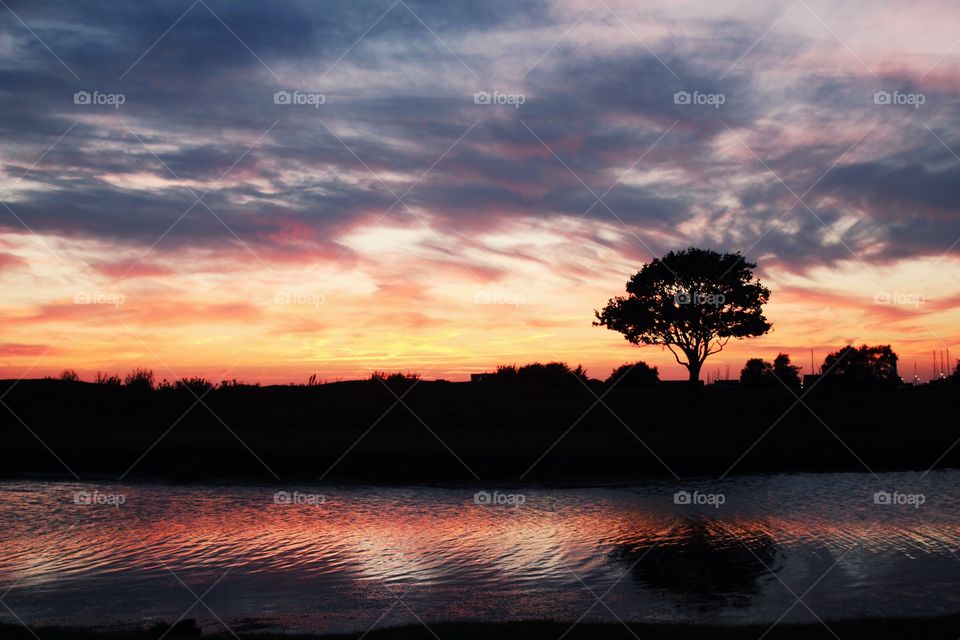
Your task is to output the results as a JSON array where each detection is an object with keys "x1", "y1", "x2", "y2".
[
  {"x1": 606, "y1": 361, "x2": 659, "y2": 386},
  {"x1": 58, "y1": 369, "x2": 80, "y2": 382},
  {"x1": 217, "y1": 378, "x2": 260, "y2": 391},
  {"x1": 370, "y1": 371, "x2": 421, "y2": 391},
  {"x1": 175, "y1": 377, "x2": 214, "y2": 395},
  {"x1": 491, "y1": 362, "x2": 587, "y2": 385},
  {"x1": 94, "y1": 372, "x2": 121, "y2": 385},
  {"x1": 123, "y1": 368, "x2": 155, "y2": 391},
  {"x1": 371, "y1": 371, "x2": 421, "y2": 383}
]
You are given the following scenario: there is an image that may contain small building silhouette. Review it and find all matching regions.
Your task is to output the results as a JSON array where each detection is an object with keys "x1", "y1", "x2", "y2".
[
  {"x1": 659, "y1": 380, "x2": 703, "y2": 388},
  {"x1": 713, "y1": 379, "x2": 740, "y2": 388}
]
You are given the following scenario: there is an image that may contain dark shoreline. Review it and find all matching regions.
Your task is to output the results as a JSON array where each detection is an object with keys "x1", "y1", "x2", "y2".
[
  {"x1": 0, "y1": 465, "x2": 955, "y2": 489},
  {"x1": 3, "y1": 379, "x2": 958, "y2": 484},
  {"x1": 4, "y1": 616, "x2": 960, "y2": 640}
]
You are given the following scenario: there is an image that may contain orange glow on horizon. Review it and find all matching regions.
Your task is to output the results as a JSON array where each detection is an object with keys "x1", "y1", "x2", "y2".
[{"x1": 2, "y1": 221, "x2": 958, "y2": 384}]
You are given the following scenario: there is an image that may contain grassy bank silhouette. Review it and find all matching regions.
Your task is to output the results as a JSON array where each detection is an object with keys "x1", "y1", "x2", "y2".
[{"x1": 2, "y1": 355, "x2": 958, "y2": 483}]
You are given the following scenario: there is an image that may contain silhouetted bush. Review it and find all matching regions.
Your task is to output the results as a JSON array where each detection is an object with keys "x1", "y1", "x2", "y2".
[
  {"x1": 58, "y1": 369, "x2": 80, "y2": 382},
  {"x1": 175, "y1": 377, "x2": 214, "y2": 395},
  {"x1": 94, "y1": 372, "x2": 121, "y2": 385},
  {"x1": 606, "y1": 361, "x2": 659, "y2": 386},
  {"x1": 123, "y1": 368, "x2": 155, "y2": 391},
  {"x1": 371, "y1": 371, "x2": 421, "y2": 383},
  {"x1": 370, "y1": 371, "x2": 421, "y2": 391},
  {"x1": 217, "y1": 378, "x2": 260, "y2": 389},
  {"x1": 490, "y1": 362, "x2": 587, "y2": 386},
  {"x1": 217, "y1": 378, "x2": 260, "y2": 392}
]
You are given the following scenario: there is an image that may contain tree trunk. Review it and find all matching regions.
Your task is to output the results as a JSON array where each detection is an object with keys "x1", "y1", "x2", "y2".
[{"x1": 687, "y1": 359, "x2": 702, "y2": 388}]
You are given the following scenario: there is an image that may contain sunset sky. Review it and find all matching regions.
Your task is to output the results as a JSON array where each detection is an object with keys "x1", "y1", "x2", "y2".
[{"x1": 1, "y1": 0, "x2": 959, "y2": 383}]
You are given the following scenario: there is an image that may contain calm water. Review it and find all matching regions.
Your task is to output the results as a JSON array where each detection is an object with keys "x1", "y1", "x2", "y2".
[{"x1": 1, "y1": 472, "x2": 959, "y2": 634}]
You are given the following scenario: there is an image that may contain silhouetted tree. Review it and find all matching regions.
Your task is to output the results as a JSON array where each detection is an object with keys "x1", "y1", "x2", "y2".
[
  {"x1": 571, "y1": 364, "x2": 589, "y2": 382},
  {"x1": 606, "y1": 361, "x2": 659, "y2": 387},
  {"x1": 124, "y1": 368, "x2": 155, "y2": 391},
  {"x1": 594, "y1": 248, "x2": 771, "y2": 386},
  {"x1": 821, "y1": 345, "x2": 900, "y2": 388},
  {"x1": 58, "y1": 369, "x2": 80, "y2": 382},
  {"x1": 773, "y1": 353, "x2": 801, "y2": 389},
  {"x1": 740, "y1": 358, "x2": 774, "y2": 388},
  {"x1": 740, "y1": 354, "x2": 800, "y2": 389}
]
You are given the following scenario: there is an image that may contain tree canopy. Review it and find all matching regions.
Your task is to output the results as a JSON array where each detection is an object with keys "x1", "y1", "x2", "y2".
[
  {"x1": 820, "y1": 345, "x2": 900, "y2": 388},
  {"x1": 606, "y1": 361, "x2": 660, "y2": 387},
  {"x1": 490, "y1": 362, "x2": 589, "y2": 385},
  {"x1": 740, "y1": 353, "x2": 801, "y2": 389}
]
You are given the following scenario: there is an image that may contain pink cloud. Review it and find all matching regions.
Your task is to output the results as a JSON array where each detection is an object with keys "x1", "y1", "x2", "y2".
[
  {"x1": 0, "y1": 252, "x2": 25, "y2": 272},
  {"x1": 0, "y1": 343, "x2": 59, "y2": 357},
  {"x1": 91, "y1": 260, "x2": 175, "y2": 279}
]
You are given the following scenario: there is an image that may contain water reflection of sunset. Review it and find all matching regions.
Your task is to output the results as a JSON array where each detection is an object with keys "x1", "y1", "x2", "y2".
[{"x1": 4, "y1": 480, "x2": 960, "y2": 603}]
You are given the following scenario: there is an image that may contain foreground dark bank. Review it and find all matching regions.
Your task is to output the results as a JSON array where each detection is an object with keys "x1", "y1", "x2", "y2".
[
  {"x1": 4, "y1": 616, "x2": 960, "y2": 640},
  {"x1": 2, "y1": 378, "x2": 958, "y2": 483}
]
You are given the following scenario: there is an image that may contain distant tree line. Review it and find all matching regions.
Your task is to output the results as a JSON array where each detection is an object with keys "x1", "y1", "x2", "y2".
[
  {"x1": 736, "y1": 345, "x2": 902, "y2": 389},
  {"x1": 45, "y1": 347, "x2": 956, "y2": 392}
]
